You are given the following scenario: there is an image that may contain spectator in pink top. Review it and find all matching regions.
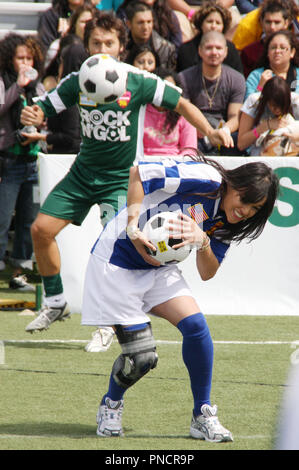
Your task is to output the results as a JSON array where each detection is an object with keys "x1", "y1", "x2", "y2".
[{"x1": 143, "y1": 68, "x2": 198, "y2": 156}]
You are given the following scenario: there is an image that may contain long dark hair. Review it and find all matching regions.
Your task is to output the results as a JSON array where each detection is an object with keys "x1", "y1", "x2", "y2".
[
  {"x1": 125, "y1": 43, "x2": 160, "y2": 69},
  {"x1": 67, "y1": 3, "x2": 96, "y2": 36},
  {"x1": 44, "y1": 33, "x2": 85, "y2": 79},
  {"x1": 154, "y1": 66, "x2": 181, "y2": 133},
  {"x1": 191, "y1": 154, "x2": 280, "y2": 243},
  {"x1": 52, "y1": 0, "x2": 74, "y2": 17},
  {"x1": 254, "y1": 76, "x2": 292, "y2": 126},
  {"x1": 149, "y1": 0, "x2": 181, "y2": 40}
]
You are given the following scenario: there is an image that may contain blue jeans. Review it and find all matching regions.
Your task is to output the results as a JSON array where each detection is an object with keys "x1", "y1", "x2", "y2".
[
  {"x1": 0, "y1": 157, "x2": 39, "y2": 269},
  {"x1": 235, "y1": 0, "x2": 262, "y2": 14}
]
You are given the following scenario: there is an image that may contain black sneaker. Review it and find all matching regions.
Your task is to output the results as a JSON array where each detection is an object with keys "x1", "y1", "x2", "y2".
[{"x1": 9, "y1": 275, "x2": 35, "y2": 292}]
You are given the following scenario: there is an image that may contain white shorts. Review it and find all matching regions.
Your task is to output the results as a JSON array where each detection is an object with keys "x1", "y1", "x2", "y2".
[{"x1": 81, "y1": 254, "x2": 193, "y2": 327}]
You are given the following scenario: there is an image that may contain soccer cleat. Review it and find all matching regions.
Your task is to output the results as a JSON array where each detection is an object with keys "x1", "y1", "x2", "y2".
[
  {"x1": 85, "y1": 327, "x2": 114, "y2": 352},
  {"x1": 25, "y1": 303, "x2": 71, "y2": 333},
  {"x1": 9, "y1": 274, "x2": 35, "y2": 292},
  {"x1": 96, "y1": 397, "x2": 124, "y2": 437},
  {"x1": 190, "y1": 404, "x2": 233, "y2": 443}
]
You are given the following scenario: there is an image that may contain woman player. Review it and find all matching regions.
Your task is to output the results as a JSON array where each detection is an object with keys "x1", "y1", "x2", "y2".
[{"x1": 81, "y1": 154, "x2": 279, "y2": 442}]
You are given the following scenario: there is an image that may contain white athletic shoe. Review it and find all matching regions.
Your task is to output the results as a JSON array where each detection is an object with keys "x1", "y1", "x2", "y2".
[
  {"x1": 9, "y1": 274, "x2": 35, "y2": 292},
  {"x1": 96, "y1": 397, "x2": 124, "y2": 437},
  {"x1": 190, "y1": 404, "x2": 233, "y2": 442},
  {"x1": 85, "y1": 327, "x2": 114, "y2": 352},
  {"x1": 25, "y1": 303, "x2": 71, "y2": 333}
]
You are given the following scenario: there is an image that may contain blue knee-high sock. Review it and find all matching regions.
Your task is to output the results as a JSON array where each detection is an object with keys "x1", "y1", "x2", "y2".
[
  {"x1": 102, "y1": 375, "x2": 126, "y2": 403},
  {"x1": 177, "y1": 313, "x2": 214, "y2": 417}
]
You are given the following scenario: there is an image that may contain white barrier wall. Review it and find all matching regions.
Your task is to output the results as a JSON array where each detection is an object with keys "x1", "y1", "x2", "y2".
[{"x1": 38, "y1": 154, "x2": 299, "y2": 316}]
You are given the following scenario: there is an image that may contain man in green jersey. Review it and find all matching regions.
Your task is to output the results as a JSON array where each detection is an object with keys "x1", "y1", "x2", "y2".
[{"x1": 21, "y1": 11, "x2": 233, "y2": 334}]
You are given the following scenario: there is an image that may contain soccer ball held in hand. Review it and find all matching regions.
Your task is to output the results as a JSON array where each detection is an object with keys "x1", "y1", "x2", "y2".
[{"x1": 142, "y1": 212, "x2": 192, "y2": 265}]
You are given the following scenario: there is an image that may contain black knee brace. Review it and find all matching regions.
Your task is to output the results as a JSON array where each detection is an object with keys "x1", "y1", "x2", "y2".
[{"x1": 112, "y1": 322, "x2": 158, "y2": 389}]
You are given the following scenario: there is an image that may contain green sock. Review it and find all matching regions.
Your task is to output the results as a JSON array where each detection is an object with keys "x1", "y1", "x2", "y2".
[{"x1": 43, "y1": 273, "x2": 63, "y2": 297}]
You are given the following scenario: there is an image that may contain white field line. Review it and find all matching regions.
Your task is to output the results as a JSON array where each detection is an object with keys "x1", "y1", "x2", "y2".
[
  {"x1": 1, "y1": 339, "x2": 296, "y2": 345},
  {"x1": 0, "y1": 433, "x2": 270, "y2": 440}
]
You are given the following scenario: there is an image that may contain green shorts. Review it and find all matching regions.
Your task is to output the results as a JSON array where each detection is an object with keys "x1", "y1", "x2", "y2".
[{"x1": 40, "y1": 161, "x2": 129, "y2": 226}]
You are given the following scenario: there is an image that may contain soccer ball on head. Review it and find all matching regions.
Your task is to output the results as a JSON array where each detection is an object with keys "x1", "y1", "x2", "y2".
[
  {"x1": 142, "y1": 211, "x2": 192, "y2": 265},
  {"x1": 79, "y1": 54, "x2": 128, "y2": 104}
]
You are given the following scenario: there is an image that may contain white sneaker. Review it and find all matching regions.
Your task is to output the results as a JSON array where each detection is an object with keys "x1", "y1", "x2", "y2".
[
  {"x1": 9, "y1": 274, "x2": 35, "y2": 292},
  {"x1": 85, "y1": 327, "x2": 114, "y2": 352},
  {"x1": 25, "y1": 303, "x2": 71, "y2": 333},
  {"x1": 190, "y1": 404, "x2": 233, "y2": 442},
  {"x1": 96, "y1": 397, "x2": 124, "y2": 437}
]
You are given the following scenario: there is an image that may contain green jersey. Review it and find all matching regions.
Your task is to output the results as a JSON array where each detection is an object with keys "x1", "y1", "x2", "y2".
[{"x1": 37, "y1": 65, "x2": 181, "y2": 178}]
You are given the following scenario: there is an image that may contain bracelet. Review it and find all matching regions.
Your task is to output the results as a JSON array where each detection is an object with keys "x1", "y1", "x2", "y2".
[
  {"x1": 126, "y1": 225, "x2": 140, "y2": 240},
  {"x1": 187, "y1": 8, "x2": 195, "y2": 20},
  {"x1": 197, "y1": 235, "x2": 211, "y2": 252},
  {"x1": 252, "y1": 127, "x2": 259, "y2": 139},
  {"x1": 257, "y1": 85, "x2": 263, "y2": 92}
]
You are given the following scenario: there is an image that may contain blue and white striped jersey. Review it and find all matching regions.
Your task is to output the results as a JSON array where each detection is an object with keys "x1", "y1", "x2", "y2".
[{"x1": 91, "y1": 159, "x2": 230, "y2": 269}]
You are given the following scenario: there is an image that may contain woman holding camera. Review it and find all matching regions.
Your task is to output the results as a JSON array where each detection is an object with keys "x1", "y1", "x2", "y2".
[{"x1": 0, "y1": 33, "x2": 45, "y2": 290}]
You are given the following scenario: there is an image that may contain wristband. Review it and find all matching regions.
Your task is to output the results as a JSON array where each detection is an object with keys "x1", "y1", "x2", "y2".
[
  {"x1": 197, "y1": 235, "x2": 211, "y2": 252},
  {"x1": 187, "y1": 8, "x2": 195, "y2": 20},
  {"x1": 257, "y1": 85, "x2": 263, "y2": 92},
  {"x1": 252, "y1": 127, "x2": 259, "y2": 139},
  {"x1": 126, "y1": 225, "x2": 140, "y2": 240}
]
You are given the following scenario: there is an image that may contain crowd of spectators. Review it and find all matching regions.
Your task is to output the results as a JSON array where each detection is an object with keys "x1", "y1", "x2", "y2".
[
  {"x1": 1, "y1": 0, "x2": 299, "y2": 288},
  {"x1": 3, "y1": 0, "x2": 298, "y2": 156},
  {"x1": 120, "y1": 0, "x2": 299, "y2": 159}
]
